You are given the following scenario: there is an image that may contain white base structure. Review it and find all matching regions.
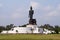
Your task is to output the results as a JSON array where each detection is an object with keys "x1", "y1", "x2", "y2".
[
  {"x1": 1, "y1": 25, "x2": 54, "y2": 34},
  {"x1": 26, "y1": 25, "x2": 43, "y2": 33},
  {"x1": 1, "y1": 25, "x2": 44, "y2": 34}
]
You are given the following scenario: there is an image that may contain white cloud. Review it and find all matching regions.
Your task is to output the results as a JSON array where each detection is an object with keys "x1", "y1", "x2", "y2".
[
  {"x1": 0, "y1": 3, "x2": 2, "y2": 7},
  {"x1": 11, "y1": 8, "x2": 22, "y2": 19},
  {"x1": 0, "y1": 15, "x2": 7, "y2": 19},
  {"x1": 42, "y1": 5, "x2": 52, "y2": 11},
  {"x1": 11, "y1": 8, "x2": 27, "y2": 19},
  {"x1": 57, "y1": 4, "x2": 60, "y2": 10},
  {"x1": 41, "y1": 10, "x2": 60, "y2": 21},
  {"x1": 11, "y1": 13, "x2": 20, "y2": 19},
  {"x1": 47, "y1": 11, "x2": 58, "y2": 17},
  {"x1": 30, "y1": 1, "x2": 39, "y2": 9},
  {"x1": 39, "y1": 4, "x2": 60, "y2": 20},
  {"x1": 30, "y1": 1, "x2": 53, "y2": 12}
]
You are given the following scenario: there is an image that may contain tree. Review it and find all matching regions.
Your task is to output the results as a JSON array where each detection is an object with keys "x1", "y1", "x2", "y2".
[
  {"x1": 6, "y1": 25, "x2": 10, "y2": 30},
  {"x1": 9, "y1": 24, "x2": 14, "y2": 28},
  {"x1": 6, "y1": 24, "x2": 14, "y2": 30},
  {"x1": 54, "y1": 25, "x2": 60, "y2": 34},
  {"x1": 42, "y1": 24, "x2": 54, "y2": 30},
  {"x1": 0, "y1": 26, "x2": 5, "y2": 33}
]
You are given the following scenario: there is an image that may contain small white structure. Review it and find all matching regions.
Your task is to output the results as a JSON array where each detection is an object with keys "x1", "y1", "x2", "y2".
[
  {"x1": 43, "y1": 29, "x2": 51, "y2": 34},
  {"x1": 1, "y1": 31, "x2": 8, "y2": 34},
  {"x1": 43, "y1": 29, "x2": 55, "y2": 34}
]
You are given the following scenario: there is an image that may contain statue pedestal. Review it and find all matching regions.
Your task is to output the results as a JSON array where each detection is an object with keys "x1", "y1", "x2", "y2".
[
  {"x1": 29, "y1": 19, "x2": 37, "y2": 25},
  {"x1": 26, "y1": 24, "x2": 37, "y2": 29}
]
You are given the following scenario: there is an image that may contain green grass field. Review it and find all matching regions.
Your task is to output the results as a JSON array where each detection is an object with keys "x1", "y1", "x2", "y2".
[{"x1": 0, "y1": 34, "x2": 60, "y2": 40}]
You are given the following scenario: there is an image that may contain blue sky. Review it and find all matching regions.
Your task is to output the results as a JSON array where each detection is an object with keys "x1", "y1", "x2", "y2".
[{"x1": 0, "y1": 0, "x2": 60, "y2": 26}]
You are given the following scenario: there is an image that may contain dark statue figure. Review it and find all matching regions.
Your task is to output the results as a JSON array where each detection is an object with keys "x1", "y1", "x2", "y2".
[
  {"x1": 29, "y1": 6, "x2": 37, "y2": 25},
  {"x1": 29, "y1": 6, "x2": 34, "y2": 19}
]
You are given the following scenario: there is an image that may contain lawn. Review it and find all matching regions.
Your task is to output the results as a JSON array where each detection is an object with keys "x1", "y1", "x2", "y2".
[{"x1": 0, "y1": 34, "x2": 60, "y2": 40}]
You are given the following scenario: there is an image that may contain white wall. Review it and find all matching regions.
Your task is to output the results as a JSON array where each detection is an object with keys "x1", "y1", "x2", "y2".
[
  {"x1": 33, "y1": 28, "x2": 43, "y2": 33},
  {"x1": 8, "y1": 27, "x2": 32, "y2": 33},
  {"x1": 1, "y1": 27, "x2": 44, "y2": 34},
  {"x1": 1, "y1": 31, "x2": 7, "y2": 34}
]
